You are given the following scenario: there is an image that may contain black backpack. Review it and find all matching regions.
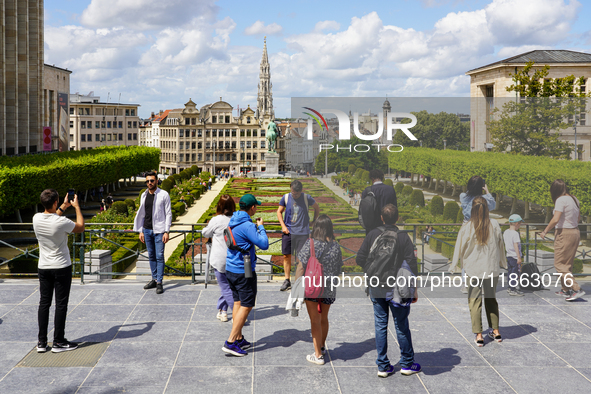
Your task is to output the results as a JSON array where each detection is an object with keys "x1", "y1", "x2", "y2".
[
  {"x1": 359, "y1": 186, "x2": 380, "y2": 230},
  {"x1": 365, "y1": 226, "x2": 400, "y2": 291},
  {"x1": 520, "y1": 262, "x2": 544, "y2": 291}
]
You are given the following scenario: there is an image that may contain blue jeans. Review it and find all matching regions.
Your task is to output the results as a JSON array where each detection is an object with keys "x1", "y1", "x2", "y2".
[
  {"x1": 144, "y1": 229, "x2": 165, "y2": 283},
  {"x1": 507, "y1": 256, "x2": 520, "y2": 291},
  {"x1": 371, "y1": 297, "x2": 414, "y2": 371},
  {"x1": 214, "y1": 269, "x2": 234, "y2": 312}
]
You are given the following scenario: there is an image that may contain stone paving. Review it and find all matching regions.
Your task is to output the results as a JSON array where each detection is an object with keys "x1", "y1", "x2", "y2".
[{"x1": 1, "y1": 278, "x2": 591, "y2": 393}]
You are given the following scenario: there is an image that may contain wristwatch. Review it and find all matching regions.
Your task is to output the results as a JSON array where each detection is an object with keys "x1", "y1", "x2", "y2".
[{"x1": 57, "y1": 207, "x2": 65, "y2": 213}]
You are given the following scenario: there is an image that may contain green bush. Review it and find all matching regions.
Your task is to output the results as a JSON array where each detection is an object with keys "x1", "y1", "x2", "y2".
[
  {"x1": 430, "y1": 196, "x2": 444, "y2": 216},
  {"x1": 191, "y1": 165, "x2": 199, "y2": 177},
  {"x1": 0, "y1": 146, "x2": 160, "y2": 218},
  {"x1": 138, "y1": 188, "x2": 146, "y2": 199},
  {"x1": 161, "y1": 179, "x2": 173, "y2": 193},
  {"x1": 456, "y1": 207, "x2": 465, "y2": 223},
  {"x1": 180, "y1": 169, "x2": 191, "y2": 180},
  {"x1": 173, "y1": 202, "x2": 186, "y2": 215},
  {"x1": 111, "y1": 201, "x2": 129, "y2": 215},
  {"x1": 384, "y1": 179, "x2": 394, "y2": 187},
  {"x1": 348, "y1": 164, "x2": 356, "y2": 174},
  {"x1": 124, "y1": 199, "x2": 136, "y2": 210},
  {"x1": 402, "y1": 185, "x2": 413, "y2": 196},
  {"x1": 410, "y1": 190, "x2": 425, "y2": 207},
  {"x1": 395, "y1": 182, "x2": 405, "y2": 195},
  {"x1": 441, "y1": 241, "x2": 456, "y2": 259},
  {"x1": 429, "y1": 236, "x2": 442, "y2": 253},
  {"x1": 443, "y1": 201, "x2": 460, "y2": 221},
  {"x1": 200, "y1": 171, "x2": 212, "y2": 181}
]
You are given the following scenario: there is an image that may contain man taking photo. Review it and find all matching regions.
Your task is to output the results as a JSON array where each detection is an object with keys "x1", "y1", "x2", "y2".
[{"x1": 34, "y1": 189, "x2": 85, "y2": 353}]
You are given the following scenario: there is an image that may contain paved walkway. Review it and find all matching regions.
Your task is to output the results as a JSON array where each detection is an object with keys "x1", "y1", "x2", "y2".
[{"x1": 2, "y1": 279, "x2": 591, "y2": 393}]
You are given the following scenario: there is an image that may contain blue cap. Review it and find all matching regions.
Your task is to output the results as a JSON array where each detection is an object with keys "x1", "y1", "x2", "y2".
[{"x1": 508, "y1": 214, "x2": 524, "y2": 223}]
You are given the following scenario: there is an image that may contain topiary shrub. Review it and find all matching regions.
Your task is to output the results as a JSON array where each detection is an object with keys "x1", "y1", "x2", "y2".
[
  {"x1": 173, "y1": 201, "x2": 186, "y2": 215},
  {"x1": 111, "y1": 201, "x2": 129, "y2": 216},
  {"x1": 200, "y1": 171, "x2": 212, "y2": 181},
  {"x1": 180, "y1": 169, "x2": 191, "y2": 180},
  {"x1": 138, "y1": 188, "x2": 146, "y2": 199},
  {"x1": 409, "y1": 190, "x2": 425, "y2": 207},
  {"x1": 395, "y1": 182, "x2": 405, "y2": 195},
  {"x1": 443, "y1": 201, "x2": 460, "y2": 221},
  {"x1": 124, "y1": 199, "x2": 136, "y2": 210},
  {"x1": 384, "y1": 179, "x2": 394, "y2": 187},
  {"x1": 191, "y1": 165, "x2": 199, "y2": 177},
  {"x1": 161, "y1": 179, "x2": 173, "y2": 193},
  {"x1": 402, "y1": 185, "x2": 413, "y2": 196},
  {"x1": 456, "y1": 207, "x2": 465, "y2": 224},
  {"x1": 430, "y1": 196, "x2": 444, "y2": 216},
  {"x1": 348, "y1": 164, "x2": 356, "y2": 174}
]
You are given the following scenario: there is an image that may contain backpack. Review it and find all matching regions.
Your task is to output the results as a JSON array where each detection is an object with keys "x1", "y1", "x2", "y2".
[
  {"x1": 520, "y1": 262, "x2": 544, "y2": 291},
  {"x1": 304, "y1": 239, "x2": 330, "y2": 300},
  {"x1": 223, "y1": 226, "x2": 249, "y2": 254},
  {"x1": 365, "y1": 226, "x2": 400, "y2": 293},
  {"x1": 358, "y1": 186, "x2": 380, "y2": 230},
  {"x1": 386, "y1": 260, "x2": 416, "y2": 307}
]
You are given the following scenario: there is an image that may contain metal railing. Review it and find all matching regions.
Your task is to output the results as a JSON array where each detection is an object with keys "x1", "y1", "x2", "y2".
[{"x1": 1, "y1": 222, "x2": 590, "y2": 284}]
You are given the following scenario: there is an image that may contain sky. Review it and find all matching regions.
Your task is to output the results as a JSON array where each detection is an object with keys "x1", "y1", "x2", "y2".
[{"x1": 43, "y1": 0, "x2": 591, "y2": 118}]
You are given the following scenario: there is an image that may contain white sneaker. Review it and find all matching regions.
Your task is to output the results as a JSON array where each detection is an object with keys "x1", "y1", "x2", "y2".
[
  {"x1": 220, "y1": 312, "x2": 228, "y2": 322},
  {"x1": 216, "y1": 310, "x2": 222, "y2": 320},
  {"x1": 306, "y1": 353, "x2": 325, "y2": 365}
]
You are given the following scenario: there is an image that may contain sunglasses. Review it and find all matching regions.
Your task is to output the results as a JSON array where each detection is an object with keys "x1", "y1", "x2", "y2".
[{"x1": 146, "y1": 179, "x2": 156, "y2": 184}]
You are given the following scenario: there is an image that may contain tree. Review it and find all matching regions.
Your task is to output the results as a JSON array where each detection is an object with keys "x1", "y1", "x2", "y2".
[
  {"x1": 392, "y1": 110, "x2": 470, "y2": 150},
  {"x1": 487, "y1": 62, "x2": 589, "y2": 159},
  {"x1": 315, "y1": 135, "x2": 389, "y2": 173}
]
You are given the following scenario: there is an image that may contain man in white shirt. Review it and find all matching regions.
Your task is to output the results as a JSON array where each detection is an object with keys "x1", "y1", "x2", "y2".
[
  {"x1": 133, "y1": 172, "x2": 172, "y2": 294},
  {"x1": 33, "y1": 189, "x2": 85, "y2": 353}
]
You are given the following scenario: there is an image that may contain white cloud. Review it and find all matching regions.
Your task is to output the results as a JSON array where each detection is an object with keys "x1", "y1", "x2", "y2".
[
  {"x1": 244, "y1": 21, "x2": 283, "y2": 36},
  {"x1": 313, "y1": 21, "x2": 340, "y2": 32},
  {"x1": 80, "y1": 0, "x2": 219, "y2": 30}
]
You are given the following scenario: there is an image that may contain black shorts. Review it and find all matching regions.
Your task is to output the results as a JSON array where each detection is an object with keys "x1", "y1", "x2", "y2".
[
  {"x1": 226, "y1": 271, "x2": 257, "y2": 308},
  {"x1": 281, "y1": 233, "x2": 309, "y2": 257}
]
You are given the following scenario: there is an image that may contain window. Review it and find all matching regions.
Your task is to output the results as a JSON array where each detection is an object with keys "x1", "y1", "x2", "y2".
[
  {"x1": 180, "y1": 154, "x2": 184, "y2": 162},
  {"x1": 218, "y1": 153, "x2": 223, "y2": 161},
  {"x1": 87, "y1": 121, "x2": 92, "y2": 128},
  {"x1": 125, "y1": 109, "x2": 130, "y2": 116},
  {"x1": 192, "y1": 154, "x2": 195, "y2": 161},
  {"x1": 198, "y1": 153, "x2": 202, "y2": 161},
  {"x1": 206, "y1": 154, "x2": 210, "y2": 160},
  {"x1": 101, "y1": 121, "x2": 106, "y2": 129},
  {"x1": 225, "y1": 129, "x2": 230, "y2": 137},
  {"x1": 225, "y1": 142, "x2": 230, "y2": 149},
  {"x1": 119, "y1": 121, "x2": 123, "y2": 128},
  {"x1": 179, "y1": 129, "x2": 184, "y2": 137},
  {"x1": 81, "y1": 134, "x2": 86, "y2": 142},
  {"x1": 206, "y1": 130, "x2": 210, "y2": 137},
  {"x1": 240, "y1": 141, "x2": 245, "y2": 148},
  {"x1": 70, "y1": 121, "x2": 74, "y2": 128},
  {"x1": 247, "y1": 141, "x2": 251, "y2": 148},
  {"x1": 81, "y1": 122, "x2": 86, "y2": 129},
  {"x1": 198, "y1": 129, "x2": 202, "y2": 137},
  {"x1": 131, "y1": 109, "x2": 135, "y2": 116},
  {"x1": 119, "y1": 133, "x2": 123, "y2": 141},
  {"x1": 107, "y1": 121, "x2": 112, "y2": 128},
  {"x1": 247, "y1": 153, "x2": 251, "y2": 160},
  {"x1": 253, "y1": 153, "x2": 257, "y2": 161},
  {"x1": 85, "y1": 108, "x2": 90, "y2": 115},
  {"x1": 95, "y1": 134, "x2": 100, "y2": 141},
  {"x1": 206, "y1": 142, "x2": 211, "y2": 149},
  {"x1": 78, "y1": 108, "x2": 84, "y2": 115},
  {"x1": 261, "y1": 141, "x2": 266, "y2": 148},
  {"x1": 261, "y1": 153, "x2": 265, "y2": 160},
  {"x1": 578, "y1": 144, "x2": 583, "y2": 160},
  {"x1": 198, "y1": 142, "x2": 202, "y2": 149},
  {"x1": 218, "y1": 141, "x2": 223, "y2": 149},
  {"x1": 247, "y1": 130, "x2": 251, "y2": 137},
  {"x1": 212, "y1": 129, "x2": 217, "y2": 137},
  {"x1": 128, "y1": 133, "x2": 132, "y2": 140},
  {"x1": 240, "y1": 129, "x2": 245, "y2": 137},
  {"x1": 180, "y1": 142, "x2": 184, "y2": 150},
  {"x1": 133, "y1": 121, "x2": 137, "y2": 128},
  {"x1": 581, "y1": 113, "x2": 586, "y2": 126},
  {"x1": 69, "y1": 108, "x2": 74, "y2": 115},
  {"x1": 107, "y1": 134, "x2": 112, "y2": 141},
  {"x1": 87, "y1": 134, "x2": 92, "y2": 141},
  {"x1": 225, "y1": 116, "x2": 230, "y2": 123},
  {"x1": 240, "y1": 153, "x2": 245, "y2": 160},
  {"x1": 253, "y1": 142, "x2": 257, "y2": 149},
  {"x1": 191, "y1": 118, "x2": 196, "y2": 125},
  {"x1": 232, "y1": 141, "x2": 236, "y2": 148},
  {"x1": 232, "y1": 154, "x2": 236, "y2": 160},
  {"x1": 192, "y1": 142, "x2": 196, "y2": 149},
  {"x1": 232, "y1": 129, "x2": 236, "y2": 137},
  {"x1": 247, "y1": 116, "x2": 251, "y2": 124},
  {"x1": 212, "y1": 116, "x2": 217, "y2": 123},
  {"x1": 192, "y1": 129, "x2": 196, "y2": 137},
  {"x1": 253, "y1": 130, "x2": 257, "y2": 137},
  {"x1": 128, "y1": 121, "x2": 132, "y2": 128},
  {"x1": 96, "y1": 121, "x2": 100, "y2": 129},
  {"x1": 225, "y1": 153, "x2": 230, "y2": 161},
  {"x1": 261, "y1": 130, "x2": 266, "y2": 137}
]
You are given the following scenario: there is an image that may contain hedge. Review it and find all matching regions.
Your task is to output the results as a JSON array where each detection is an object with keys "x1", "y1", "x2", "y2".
[
  {"x1": 388, "y1": 147, "x2": 591, "y2": 215},
  {"x1": 173, "y1": 202, "x2": 186, "y2": 215},
  {"x1": 0, "y1": 146, "x2": 160, "y2": 218},
  {"x1": 401, "y1": 185, "x2": 413, "y2": 196},
  {"x1": 111, "y1": 201, "x2": 128, "y2": 216},
  {"x1": 395, "y1": 182, "x2": 405, "y2": 195},
  {"x1": 430, "y1": 196, "x2": 444, "y2": 216},
  {"x1": 409, "y1": 190, "x2": 425, "y2": 207},
  {"x1": 456, "y1": 207, "x2": 465, "y2": 223},
  {"x1": 443, "y1": 201, "x2": 460, "y2": 221}
]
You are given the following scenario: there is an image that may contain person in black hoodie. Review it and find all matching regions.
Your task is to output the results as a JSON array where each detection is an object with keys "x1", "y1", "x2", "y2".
[{"x1": 361, "y1": 169, "x2": 397, "y2": 234}]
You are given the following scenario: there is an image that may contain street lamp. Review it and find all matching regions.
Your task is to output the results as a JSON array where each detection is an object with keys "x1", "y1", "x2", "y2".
[
  {"x1": 443, "y1": 139, "x2": 447, "y2": 150},
  {"x1": 213, "y1": 139, "x2": 216, "y2": 178},
  {"x1": 419, "y1": 140, "x2": 422, "y2": 148}
]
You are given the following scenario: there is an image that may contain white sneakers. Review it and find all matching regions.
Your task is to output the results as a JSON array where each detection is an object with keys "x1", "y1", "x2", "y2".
[{"x1": 216, "y1": 309, "x2": 229, "y2": 322}]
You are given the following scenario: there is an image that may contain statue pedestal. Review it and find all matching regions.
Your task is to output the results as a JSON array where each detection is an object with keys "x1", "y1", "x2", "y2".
[{"x1": 260, "y1": 152, "x2": 282, "y2": 178}]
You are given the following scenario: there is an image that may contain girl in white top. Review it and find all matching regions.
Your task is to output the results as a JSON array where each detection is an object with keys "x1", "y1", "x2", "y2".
[
  {"x1": 202, "y1": 195, "x2": 236, "y2": 321},
  {"x1": 540, "y1": 180, "x2": 585, "y2": 301}
]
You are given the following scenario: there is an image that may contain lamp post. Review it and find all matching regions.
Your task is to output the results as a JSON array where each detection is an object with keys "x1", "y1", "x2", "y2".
[
  {"x1": 443, "y1": 139, "x2": 447, "y2": 150},
  {"x1": 212, "y1": 139, "x2": 216, "y2": 178},
  {"x1": 574, "y1": 114, "x2": 579, "y2": 161},
  {"x1": 419, "y1": 140, "x2": 422, "y2": 148}
]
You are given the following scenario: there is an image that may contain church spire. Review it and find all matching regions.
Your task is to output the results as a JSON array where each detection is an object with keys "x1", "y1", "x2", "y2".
[{"x1": 257, "y1": 36, "x2": 274, "y2": 119}]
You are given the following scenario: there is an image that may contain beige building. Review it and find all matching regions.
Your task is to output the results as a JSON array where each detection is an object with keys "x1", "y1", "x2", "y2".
[
  {"x1": 466, "y1": 50, "x2": 591, "y2": 160},
  {"x1": 69, "y1": 93, "x2": 140, "y2": 150},
  {"x1": 43, "y1": 64, "x2": 71, "y2": 152},
  {"x1": 145, "y1": 39, "x2": 283, "y2": 175},
  {"x1": 1, "y1": 0, "x2": 44, "y2": 155}
]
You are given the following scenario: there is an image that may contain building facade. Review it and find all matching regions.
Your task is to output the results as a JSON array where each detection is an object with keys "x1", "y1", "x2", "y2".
[
  {"x1": 466, "y1": 50, "x2": 591, "y2": 160},
  {"x1": 1, "y1": 0, "x2": 44, "y2": 155},
  {"x1": 43, "y1": 64, "x2": 71, "y2": 152},
  {"x1": 69, "y1": 93, "x2": 140, "y2": 150},
  {"x1": 143, "y1": 39, "x2": 281, "y2": 175}
]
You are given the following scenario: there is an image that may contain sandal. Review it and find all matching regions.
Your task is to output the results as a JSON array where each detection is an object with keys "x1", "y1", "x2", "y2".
[
  {"x1": 474, "y1": 334, "x2": 484, "y2": 347},
  {"x1": 488, "y1": 331, "x2": 502, "y2": 343}
]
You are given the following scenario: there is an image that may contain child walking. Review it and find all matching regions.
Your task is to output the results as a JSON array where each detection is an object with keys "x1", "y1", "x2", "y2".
[{"x1": 504, "y1": 215, "x2": 524, "y2": 296}]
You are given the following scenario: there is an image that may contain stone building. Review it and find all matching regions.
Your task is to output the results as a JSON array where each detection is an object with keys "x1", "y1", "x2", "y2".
[
  {"x1": 466, "y1": 50, "x2": 591, "y2": 160},
  {"x1": 42, "y1": 64, "x2": 72, "y2": 152},
  {"x1": 144, "y1": 39, "x2": 280, "y2": 175},
  {"x1": 69, "y1": 93, "x2": 140, "y2": 150},
  {"x1": 1, "y1": 0, "x2": 44, "y2": 155}
]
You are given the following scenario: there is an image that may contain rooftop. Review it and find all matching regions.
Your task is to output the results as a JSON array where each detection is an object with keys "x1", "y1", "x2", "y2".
[{"x1": 466, "y1": 50, "x2": 591, "y2": 74}]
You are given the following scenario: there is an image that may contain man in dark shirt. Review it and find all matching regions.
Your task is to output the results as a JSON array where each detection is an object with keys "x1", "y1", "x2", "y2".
[
  {"x1": 361, "y1": 169, "x2": 398, "y2": 234},
  {"x1": 356, "y1": 204, "x2": 421, "y2": 378}
]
